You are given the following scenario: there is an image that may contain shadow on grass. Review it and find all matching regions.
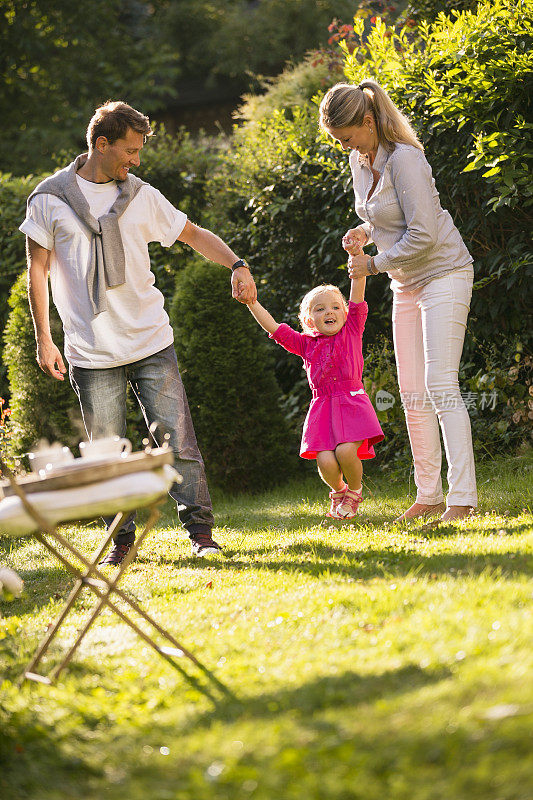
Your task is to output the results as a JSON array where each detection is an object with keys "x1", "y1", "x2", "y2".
[
  {"x1": 0, "y1": 704, "x2": 101, "y2": 797},
  {"x1": 2, "y1": 535, "x2": 531, "y2": 624},
  {"x1": 121, "y1": 665, "x2": 532, "y2": 800},
  {"x1": 3, "y1": 660, "x2": 532, "y2": 800},
  {"x1": 184, "y1": 663, "x2": 452, "y2": 731},
  {"x1": 0, "y1": 663, "x2": 448, "y2": 798},
  {"x1": 172, "y1": 539, "x2": 533, "y2": 582},
  {"x1": 0, "y1": 565, "x2": 73, "y2": 617}
]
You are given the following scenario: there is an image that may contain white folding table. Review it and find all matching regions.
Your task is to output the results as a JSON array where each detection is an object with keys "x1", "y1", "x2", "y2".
[{"x1": 0, "y1": 449, "x2": 229, "y2": 700}]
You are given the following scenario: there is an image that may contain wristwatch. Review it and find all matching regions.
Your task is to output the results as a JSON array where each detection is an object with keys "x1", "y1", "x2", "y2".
[{"x1": 231, "y1": 258, "x2": 250, "y2": 272}]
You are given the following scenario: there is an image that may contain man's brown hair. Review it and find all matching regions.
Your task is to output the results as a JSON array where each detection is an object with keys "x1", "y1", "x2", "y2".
[{"x1": 86, "y1": 101, "x2": 153, "y2": 150}]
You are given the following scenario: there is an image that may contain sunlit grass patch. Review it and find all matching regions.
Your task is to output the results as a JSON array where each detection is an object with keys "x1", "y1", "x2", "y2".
[{"x1": 0, "y1": 453, "x2": 532, "y2": 799}]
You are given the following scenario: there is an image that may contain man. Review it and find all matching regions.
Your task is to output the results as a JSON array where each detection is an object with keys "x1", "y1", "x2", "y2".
[{"x1": 20, "y1": 100, "x2": 256, "y2": 564}]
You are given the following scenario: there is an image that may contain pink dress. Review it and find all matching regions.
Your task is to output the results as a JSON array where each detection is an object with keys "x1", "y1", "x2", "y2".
[{"x1": 271, "y1": 301, "x2": 384, "y2": 460}]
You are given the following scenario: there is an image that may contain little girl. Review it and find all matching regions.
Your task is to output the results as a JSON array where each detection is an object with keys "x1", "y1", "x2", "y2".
[{"x1": 246, "y1": 275, "x2": 383, "y2": 519}]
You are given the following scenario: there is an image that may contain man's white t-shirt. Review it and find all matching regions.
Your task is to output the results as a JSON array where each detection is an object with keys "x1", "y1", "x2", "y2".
[{"x1": 19, "y1": 175, "x2": 187, "y2": 368}]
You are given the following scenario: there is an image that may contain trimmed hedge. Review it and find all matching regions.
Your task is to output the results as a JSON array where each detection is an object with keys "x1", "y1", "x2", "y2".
[
  {"x1": 170, "y1": 258, "x2": 298, "y2": 492},
  {"x1": 0, "y1": 173, "x2": 44, "y2": 397},
  {"x1": 3, "y1": 273, "x2": 80, "y2": 460}
]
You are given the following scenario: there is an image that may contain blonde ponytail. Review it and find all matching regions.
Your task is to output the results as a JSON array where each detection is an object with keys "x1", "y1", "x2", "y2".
[{"x1": 319, "y1": 80, "x2": 423, "y2": 152}]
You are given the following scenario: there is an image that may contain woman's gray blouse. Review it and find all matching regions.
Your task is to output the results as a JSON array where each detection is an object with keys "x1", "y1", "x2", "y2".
[{"x1": 350, "y1": 142, "x2": 472, "y2": 292}]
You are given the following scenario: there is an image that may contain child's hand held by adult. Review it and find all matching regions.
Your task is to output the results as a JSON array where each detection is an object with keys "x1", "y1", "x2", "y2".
[
  {"x1": 347, "y1": 253, "x2": 370, "y2": 279},
  {"x1": 231, "y1": 266, "x2": 257, "y2": 304},
  {"x1": 342, "y1": 226, "x2": 368, "y2": 254}
]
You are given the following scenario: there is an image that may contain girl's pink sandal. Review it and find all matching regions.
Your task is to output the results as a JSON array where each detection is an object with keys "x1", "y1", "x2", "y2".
[
  {"x1": 326, "y1": 484, "x2": 348, "y2": 518},
  {"x1": 336, "y1": 488, "x2": 363, "y2": 520}
]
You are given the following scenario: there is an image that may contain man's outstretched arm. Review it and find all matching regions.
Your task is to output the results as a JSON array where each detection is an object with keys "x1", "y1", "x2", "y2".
[
  {"x1": 26, "y1": 236, "x2": 66, "y2": 381},
  {"x1": 177, "y1": 220, "x2": 257, "y2": 304}
]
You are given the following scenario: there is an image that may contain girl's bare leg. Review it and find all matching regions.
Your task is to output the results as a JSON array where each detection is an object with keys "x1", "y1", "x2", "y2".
[
  {"x1": 316, "y1": 450, "x2": 344, "y2": 491},
  {"x1": 334, "y1": 442, "x2": 363, "y2": 490}
]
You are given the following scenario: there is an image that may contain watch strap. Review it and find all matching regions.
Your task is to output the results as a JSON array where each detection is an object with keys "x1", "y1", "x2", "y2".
[{"x1": 231, "y1": 258, "x2": 249, "y2": 272}]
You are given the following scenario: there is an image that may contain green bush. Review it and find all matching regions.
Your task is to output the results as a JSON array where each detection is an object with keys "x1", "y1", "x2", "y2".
[
  {"x1": 137, "y1": 125, "x2": 227, "y2": 300},
  {"x1": 204, "y1": 0, "x2": 531, "y2": 456},
  {"x1": 341, "y1": 2, "x2": 532, "y2": 346},
  {"x1": 3, "y1": 273, "x2": 80, "y2": 462},
  {"x1": 404, "y1": 0, "x2": 478, "y2": 22},
  {"x1": 170, "y1": 258, "x2": 298, "y2": 492},
  {"x1": 460, "y1": 338, "x2": 533, "y2": 457},
  {"x1": 237, "y1": 52, "x2": 344, "y2": 125},
  {"x1": 0, "y1": 172, "x2": 44, "y2": 396}
]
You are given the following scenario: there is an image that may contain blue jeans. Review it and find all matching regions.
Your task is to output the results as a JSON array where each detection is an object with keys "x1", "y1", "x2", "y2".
[{"x1": 69, "y1": 344, "x2": 214, "y2": 543}]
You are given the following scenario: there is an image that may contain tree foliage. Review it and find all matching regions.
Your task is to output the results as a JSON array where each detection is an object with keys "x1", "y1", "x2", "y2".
[
  {"x1": 170, "y1": 258, "x2": 298, "y2": 492},
  {"x1": 156, "y1": 0, "x2": 357, "y2": 101},
  {"x1": 0, "y1": 0, "x2": 178, "y2": 174},
  {"x1": 0, "y1": 172, "x2": 43, "y2": 396}
]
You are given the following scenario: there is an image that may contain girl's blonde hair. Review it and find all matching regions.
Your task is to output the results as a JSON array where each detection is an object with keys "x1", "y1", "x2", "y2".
[
  {"x1": 299, "y1": 284, "x2": 349, "y2": 334},
  {"x1": 319, "y1": 80, "x2": 423, "y2": 152}
]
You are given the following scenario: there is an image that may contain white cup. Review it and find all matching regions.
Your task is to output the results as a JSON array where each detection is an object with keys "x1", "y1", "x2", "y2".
[
  {"x1": 0, "y1": 566, "x2": 24, "y2": 597},
  {"x1": 28, "y1": 445, "x2": 74, "y2": 474},
  {"x1": 79, "y1": 436, "x2": 132, "y2": 461}
]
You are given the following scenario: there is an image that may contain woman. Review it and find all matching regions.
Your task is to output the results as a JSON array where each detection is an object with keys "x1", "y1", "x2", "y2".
[{"x1": 319, "y1": 80, "x2": 477, "y2": 522}]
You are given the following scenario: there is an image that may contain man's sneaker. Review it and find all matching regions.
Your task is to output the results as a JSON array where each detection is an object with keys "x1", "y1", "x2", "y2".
[
  {"x1": 336, "y1": 488, "x2": 363, "y2": 520},
  {"x1": 99, "y1": 542, "x2": 134, "y2": 566},
  {"x1": 326, "y1": 483, "x2": 348, "y2": 518},
  {"x1": 190, "y1": 532, "x2": 222, "y2": 558}
]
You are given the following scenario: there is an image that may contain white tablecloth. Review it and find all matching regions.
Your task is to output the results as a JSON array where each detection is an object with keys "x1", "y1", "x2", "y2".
[{"x1": 0, "y1": 465, "x2": 179, "y2": 536}]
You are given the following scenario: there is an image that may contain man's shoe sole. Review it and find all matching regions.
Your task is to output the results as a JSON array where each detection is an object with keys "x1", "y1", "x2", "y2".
[{"x1": 193, "y1": 546, "x2": 222, "y2": 557}]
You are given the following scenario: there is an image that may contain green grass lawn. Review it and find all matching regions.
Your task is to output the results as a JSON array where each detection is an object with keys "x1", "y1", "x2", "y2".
[{"x1": 1, "y1": 452, "x2": 532, "y2": 800}]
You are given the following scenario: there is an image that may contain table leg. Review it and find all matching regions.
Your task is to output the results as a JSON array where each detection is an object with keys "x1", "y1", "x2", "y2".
[
  {"x1": 45, "y1": 515, "x2": 206, "y2": 669},
  {"x1": 15, "y1": 501, "x2": 232, "y2": 700},
  {"x1": 47, "y1": 507, "x2": 227, "y2": 701},
  {"x1": 20, "y1": 513, "x2": 124, "y2": 682},
  {"x1": 51, "y1": 507, "x2": 159, "y2": 679}
]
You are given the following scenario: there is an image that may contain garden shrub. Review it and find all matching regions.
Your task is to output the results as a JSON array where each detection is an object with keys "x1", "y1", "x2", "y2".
[
  {"x1": 206, "y1": 0, "x2": 531, "y2": 457},
  {"x1": 460, "y1": 338, "x2": 533, "y2": 457},
  {"x1": 0, "y1": 172, "x2": 43, "y2": 397},
  {"x1": 404, "y1": 0, "x2": 478, "y2": 22},
  {"x1": 237, "y1": 52, "x2": 344, "y2": 125},
  {"x1": 170, "y1": 258, "x2": 298, "y2": 492},
  {"x1": 136, "y1": 125, "x2": 226, "y2": 300},
  {"x1": 3, "y1": 273, "x2": 80, "y2": 462}
]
